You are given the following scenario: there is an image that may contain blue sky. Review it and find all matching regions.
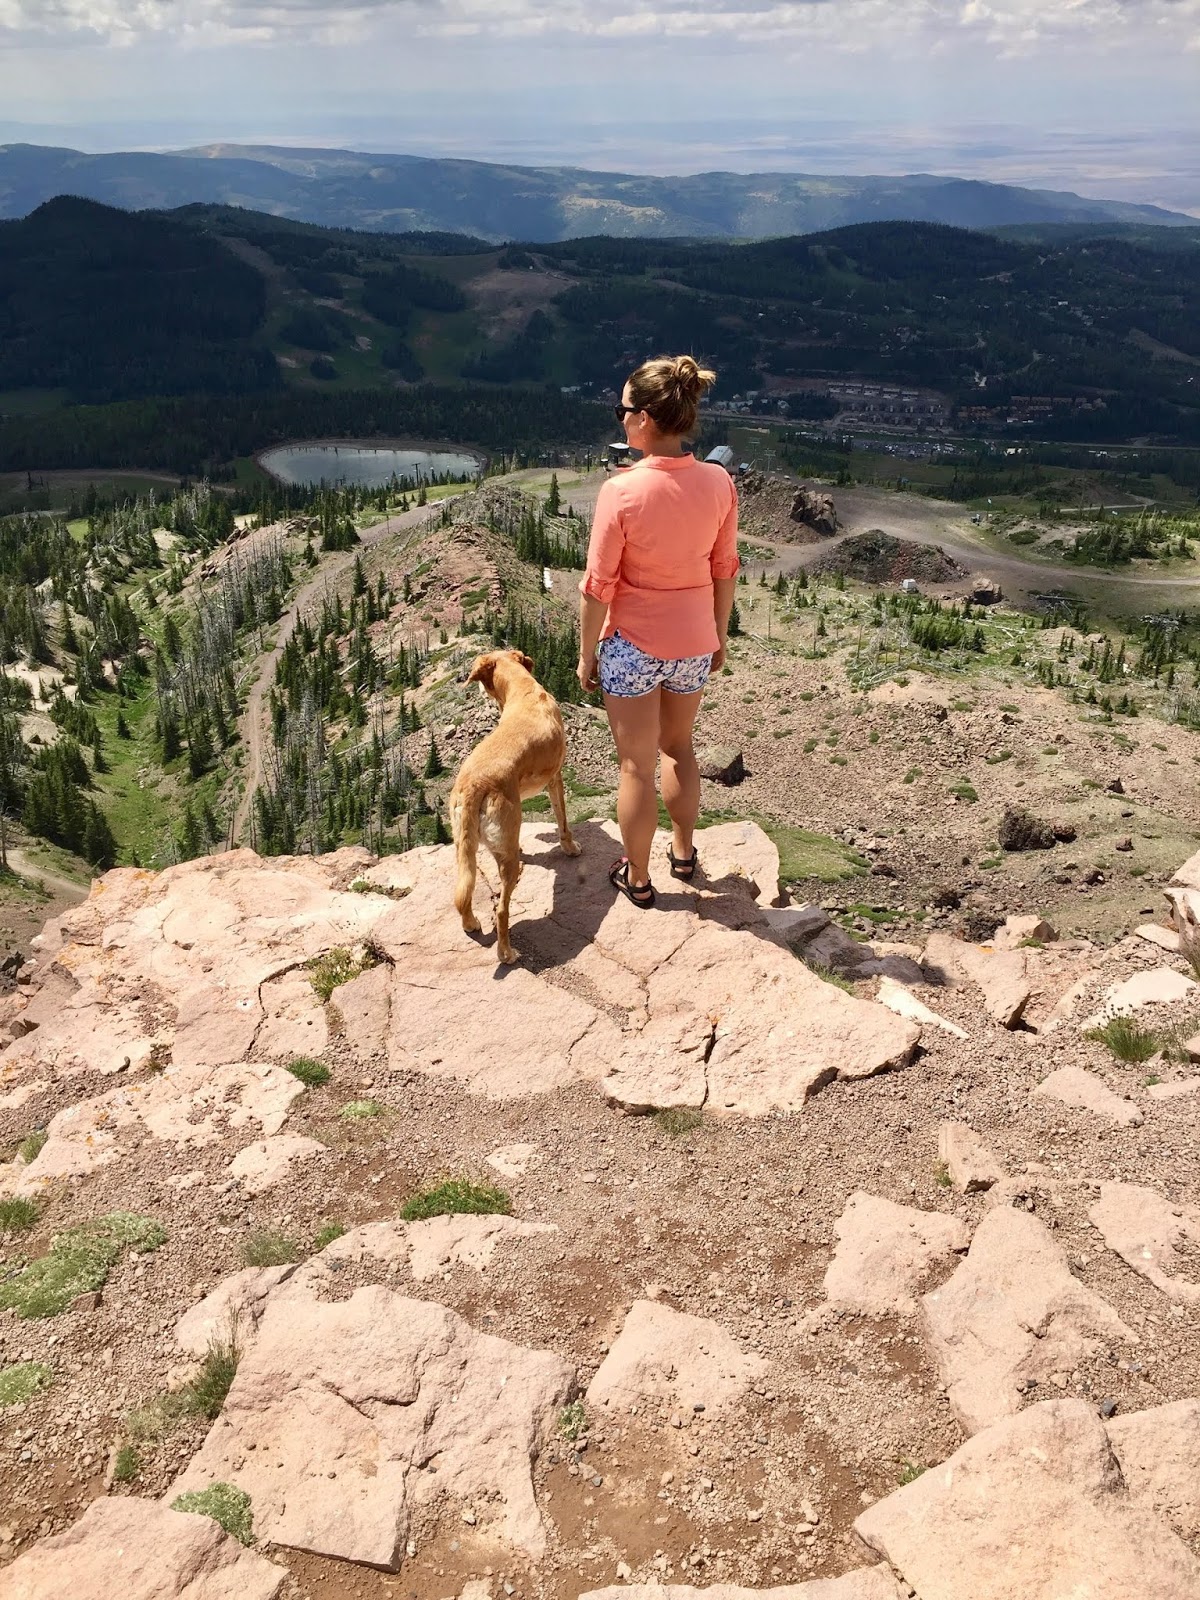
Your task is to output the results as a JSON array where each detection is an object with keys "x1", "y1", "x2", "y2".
[{"x1": 1, "y1": 0, "x2": 1198, "y2": 213}]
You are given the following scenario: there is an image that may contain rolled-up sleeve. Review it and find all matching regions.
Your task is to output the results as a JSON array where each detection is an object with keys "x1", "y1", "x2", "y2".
[
  {"x1": 710, "y1": 480, "x2": 740, "y2": 580},
  {"x1": 579, "y1": 482, "x2": 625, "y2": 603}
]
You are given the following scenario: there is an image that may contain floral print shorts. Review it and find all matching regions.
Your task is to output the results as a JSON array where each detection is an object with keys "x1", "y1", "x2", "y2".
[{"x1": 598, "y1": 631, "x2": 712, "y2": 698}]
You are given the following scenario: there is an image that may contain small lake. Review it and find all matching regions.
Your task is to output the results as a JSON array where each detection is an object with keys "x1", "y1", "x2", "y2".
[{"x1": 259, "y1": 443, "x2": 481, "y2": 489}]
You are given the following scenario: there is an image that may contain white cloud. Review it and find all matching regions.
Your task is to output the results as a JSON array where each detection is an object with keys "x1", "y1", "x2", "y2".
[{"x1": 2, "y1": 0, "x2": 1199, "y2": 51}]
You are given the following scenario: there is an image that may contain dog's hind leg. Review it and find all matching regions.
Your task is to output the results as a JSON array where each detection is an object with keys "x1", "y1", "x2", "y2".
[
  {"x1": 489, "y1": 798, "x2": 524, "y2": 965},
  {"x1": 548, "y1": 771, "x2": 581, "y2": 857}
]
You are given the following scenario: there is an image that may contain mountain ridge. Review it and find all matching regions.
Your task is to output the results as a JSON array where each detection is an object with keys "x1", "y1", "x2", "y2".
[{"x1": 0, "y1": 141, "x2": 1194, "y2": 239}]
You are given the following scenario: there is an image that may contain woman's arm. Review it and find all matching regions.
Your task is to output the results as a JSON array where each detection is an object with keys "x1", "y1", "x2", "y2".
[
  {"x1": 711, "y1": 575, "x2": 737, "y2": 671},
  {"x1": 578, "y1": 593, "x2": 608, "y2": 691}
]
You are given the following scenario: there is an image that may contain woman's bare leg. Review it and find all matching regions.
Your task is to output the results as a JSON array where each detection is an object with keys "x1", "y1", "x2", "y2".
[
  {"x1": 658, "y1": 687, "x2": 704, "y2": 862},
  {"x1": 604, "y1": 688, "x2": 661, "y2": 887}
]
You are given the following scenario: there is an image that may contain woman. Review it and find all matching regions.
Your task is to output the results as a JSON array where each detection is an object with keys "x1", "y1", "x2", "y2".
[{"x1": 578, "y1": 355, "x2": 739, "y2": 908}]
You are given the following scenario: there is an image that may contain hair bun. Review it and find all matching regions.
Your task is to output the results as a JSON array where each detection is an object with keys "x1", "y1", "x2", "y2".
[{"x1": 673, "y1": 354, "x2": 715, "y2": 399}]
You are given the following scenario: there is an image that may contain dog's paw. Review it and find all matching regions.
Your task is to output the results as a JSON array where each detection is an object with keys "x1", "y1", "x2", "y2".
[
  {"x1": 560, "y1": 838, "x2": 582, "y2": 857},
  {"x1": 460, "y1": 915, "x2": 483, "y2": 936},
  {"x1": 498, "y1": 944, "x2": 520, "y2": 966}
]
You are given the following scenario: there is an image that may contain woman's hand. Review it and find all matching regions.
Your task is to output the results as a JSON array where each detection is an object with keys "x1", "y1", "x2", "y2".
[
  {"x1": 577, "y1": 651, "x2": 599, "y2": 693},
  {"x1": 711, "y1": 641, "x2": 727, "y2": 672}
]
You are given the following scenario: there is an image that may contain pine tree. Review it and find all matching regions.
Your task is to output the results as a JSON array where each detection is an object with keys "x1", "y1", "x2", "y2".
[{"x1": 424, "y1": 737, "x2": 444, "y2": 778}]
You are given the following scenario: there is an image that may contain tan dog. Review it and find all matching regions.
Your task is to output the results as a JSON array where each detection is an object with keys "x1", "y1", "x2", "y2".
[{"x1": 449, "y1": 649, "x2": 580, "y2": 964}]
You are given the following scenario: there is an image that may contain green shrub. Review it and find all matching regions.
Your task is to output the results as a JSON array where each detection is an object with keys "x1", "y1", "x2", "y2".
[
  {"x1": 313, "y1": 1222, "x2": 346, "y2": 1250},
  {"x1": 0, "y1": 1362, "x2": 52, "y2": 1407},
  {"x1": 653, "y1": 1107, "x2": 704, "y2": 1137},
  {"x1": 401, "y1": 1179, "x2": 512, "y2": 1223},
  {"x1": 0, "y1": 1213, "x2": 165, "y2": 1319},
  {"x1": 801, "y1": 960, "x2": 856, "y2": 994},
  {"x1": 125, "y1": 1391, "x2": 193, "y2": 1443},
  {"x1": 286, "y1": 1056, "x2": 330, "y2": 1087},
  {"x1": 307, "y1": 944, "x2": 380, "y2": 1002},
  {"x1": 950, "y1": 779, "x2": 979, "y2": 803},
  {"x1": 171, "y1": 1483, "x2": 255, "y2": 1546},
  {"x1": 189, "y1": 1340, "x2": 239, "y2": 1420},
  {"x1": 1086, "y1": 1015, "x2": 1160, "y2": 1064},
  {"x1": 558, "y1": 1400, "x2": 587, "y2": 1441},
  {"x1": 17, "y1": 1129, "x2": 47, "y2": 1165},
  {"x1": 113, "y1": 1444, "x2": 141, "y2": 1482},
  {"x1": 340, "y1": 1099, "x2": 385, "y2": 1119},
  {"x1": 240, "y1": 1231, "x2": 301, "y2": 1268},
  {"x1": 0, "y1": 1197, "x2": 39, "y2": 1233}
]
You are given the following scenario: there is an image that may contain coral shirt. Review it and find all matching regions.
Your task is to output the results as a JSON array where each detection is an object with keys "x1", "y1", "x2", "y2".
[{"x1": 580, "y1": 455, "x2": 740, "y2": 659}]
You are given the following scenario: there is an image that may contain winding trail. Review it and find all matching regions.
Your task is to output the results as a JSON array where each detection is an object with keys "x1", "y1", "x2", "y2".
[
  {"x1": 6, "y1": 845, "x2": 89, "y2": 903},
  {"x1": 230, "y1": 498, "x2": 462, "y2": 847}
]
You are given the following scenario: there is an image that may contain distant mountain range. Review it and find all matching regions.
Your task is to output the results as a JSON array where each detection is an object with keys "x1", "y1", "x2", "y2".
[{"x1": 0, "y1": 142, "x2": 1195, "y2": 240}]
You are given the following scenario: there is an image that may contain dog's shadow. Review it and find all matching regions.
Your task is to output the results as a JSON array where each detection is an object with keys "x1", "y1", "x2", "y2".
[{"x1": 497, "y1": 817, "x2": 790, "y2": 978}]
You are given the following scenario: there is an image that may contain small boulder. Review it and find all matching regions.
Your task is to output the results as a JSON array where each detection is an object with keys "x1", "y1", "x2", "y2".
[
  {"x1": 790, "y1": 486, "x2": 839, "y2": 535},
  {"x1": 587, "y1": 1299, "x2": 765, "y2": 1416},
  {"x1": 855, "y1": 1399, "x2": 1200, "y2": 1599},
  {"x1": 922, "y1": 1208, "x2": 1133, "y2": 1434},
  {"x1": 875, "y1": 977, "x2": 968, "y2": 1039},
  {"x1": 0, "y1": 1495, "x2": 286, "y2": 1599},
  {"x1": 824, "y1": 1191, "x2": 969, "y2": 1317},
  {"x1": 228, "y1": 1134, "x2": 326, "y2": 1196},
  {"x1": 1035, "y1": 1066, "x2": 1143, "y2": 1128},
  {"x1": 1107, "y1": 1400, "x2": 1200, "y2": 1537},
  {"x1": 997, "y1": 806, "x2": 1056, "y2": 852},
  {"x1": 992, "y1": 914, "x2": 1056, "y2": 952},
  {"x1": 1088, "y1": 1182, "x2": 1200, "y2": 1304},
  {"x1": 923, "y1": 932, "x2": 1031, "y2": 1029},
  {"x1": 696, "y1": 746, "x2": 745, "y2": 785},
  {"x1": 937, "y1": 1122, "x2": 1003, "y2": 1193}
]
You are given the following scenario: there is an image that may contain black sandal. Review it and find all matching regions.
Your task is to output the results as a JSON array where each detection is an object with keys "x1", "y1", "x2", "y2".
[
  {"x1": 668, "y1": 846, "x2": 699, "y2": 881},
  {"x1": 609, "y1": 857, "x2": 656, "y2": 908}
]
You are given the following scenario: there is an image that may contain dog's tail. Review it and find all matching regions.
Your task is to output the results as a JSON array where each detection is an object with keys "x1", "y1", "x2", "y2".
[{"x1": 450, "y1": 784, "x2": 483, "y2": 922}]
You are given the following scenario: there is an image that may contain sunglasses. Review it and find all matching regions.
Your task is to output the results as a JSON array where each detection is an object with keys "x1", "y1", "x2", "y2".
[{"x1": 613, "y1": 403, "x2": 641, "y2": 422}]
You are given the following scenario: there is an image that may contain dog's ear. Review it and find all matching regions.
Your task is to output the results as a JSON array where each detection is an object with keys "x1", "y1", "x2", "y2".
[
  {"x1": 514, "y1": 651, "x2": 535, "y2": 673},
  {"x1": 466, "y1": 655, "x2": 495, "y2": 688}
]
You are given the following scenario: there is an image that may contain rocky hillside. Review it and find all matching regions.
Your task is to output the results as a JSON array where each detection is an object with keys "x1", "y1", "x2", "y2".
[{"x1": 1, "y1": 812, "x2": 1199, "y2": 1598}]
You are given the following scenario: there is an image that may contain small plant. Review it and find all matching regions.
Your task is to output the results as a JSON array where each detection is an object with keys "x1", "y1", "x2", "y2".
[
  {"x1": 801, "y1": 959, "x2": 856, "y2": 994},
  {"x1": 307, "y1": 943, "x2": 380, "y2": 1003},
  {"x1": 340, "y1": 1099, "x2": 385, "y2": 1119},
  {"x1": 559, "y1": 1400, "x2": 588, "y2": 1441},
  {"x1": 0, "y1": 1197, "x2": 39, "y2": 1233},
  {"x1": 171, "y1": 1483, "x2": 255, "y2": 1546},
  {"x1": 188, "y1": 1340, "x2": 239, "y2": 1421},
  {"x1": 401, "y1": 1179, "x2": 512, "y2": 1223},
  {"x1": 286, "y1": 1056, "x2": 331, "y2": 1087},
  {"x1": 934, "y1": 1162, "x2": 952, "y2": 1188},
  {"x1": 1143, "y1": 1074, "x2": 1162, "y2": 1088},
  {"x1": 949, "y1": 780, "x2": 979, "y2": 804},
  {"x1": 112, "y1": 1444, "x2": 141, "y2": 1482},
  {"x1": 653, "y1": 1107, "x2": 704, "y2": 1137},
  {"x1": 17, "y1": 1129, "x2": 47, "y2": 1165},
  {"x1": 0, "y1": 1213, "x2": 165, "y2": 1320},
  {"x1": 241, "y1": 1230, "x2": 301, "y2": 1268},
  {"x1": 0, "y1": 1361, "x2": 52, "y2": 1408},
  {"x1": 1086, "y1": 1015, "x2": 1160, "y2": 1065},
  {"x1": 903, "y1": 767, "x2": 922, "y2": 784},
  {"x1": 803, "y1": 738, "x2": 818, "y2": 753},
  {"x1": 313, "y1": 1222, "x2": 346, "y2": 1250},
  {"x1": 898, "y1": 1460, "x2": 927, "y2": 1486}
]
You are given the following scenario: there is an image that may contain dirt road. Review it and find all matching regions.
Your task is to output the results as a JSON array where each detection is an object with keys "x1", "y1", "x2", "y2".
[{"x1": 6, "y1": 845, "x2": 89, "y2": 903}]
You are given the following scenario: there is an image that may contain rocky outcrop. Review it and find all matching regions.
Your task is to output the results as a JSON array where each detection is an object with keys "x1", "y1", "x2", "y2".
[
  {"x1": 0, "y1": 826, "x2": 921, "y2": 1179},
  {"x1": 168, "y1": 1286, "x2": 573, "y2": 1570},
  {"x1": 789, "y1": 487, "x2": 839, "y2": 536},
  {"x1": 1107, "y1": 1400, "x2": 1200, "y2": 1537},
  {"x1": 587, "y1": 1300, "x2": 765, "y2": 1416},
  {"x1": 855, "y1": 1399, "x2": 1200, "y2": 1599},
  {"x1": 922, "y1": 1208, "x2": 1133, "y2": 1434},
  {"x1": 0, "y1": 1494, "x2": 286, "y2": 1599},
  {"x1": 823, "y1": 1192, "x2": 968, "y2": 1317}
]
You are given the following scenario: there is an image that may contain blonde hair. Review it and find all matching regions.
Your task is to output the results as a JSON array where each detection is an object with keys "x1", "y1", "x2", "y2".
[{"x1": 627, "y1": 354, "x2": 716, "y2": 438}]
